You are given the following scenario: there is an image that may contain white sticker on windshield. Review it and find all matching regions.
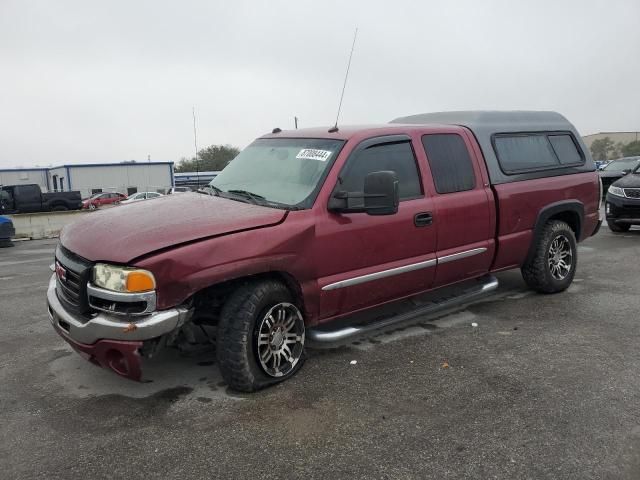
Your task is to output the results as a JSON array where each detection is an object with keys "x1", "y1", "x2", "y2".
[{"x1": 296, "y1": 149, "x2": 333, "y2": 162}]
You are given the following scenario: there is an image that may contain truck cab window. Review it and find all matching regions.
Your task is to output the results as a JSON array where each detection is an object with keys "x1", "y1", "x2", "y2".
[
  {"x1": 422, "y1": 134, "x2": 476, "y2": 194},
  {"x1": 339, "y1": 141, "x2": 422, "y2": 201}
]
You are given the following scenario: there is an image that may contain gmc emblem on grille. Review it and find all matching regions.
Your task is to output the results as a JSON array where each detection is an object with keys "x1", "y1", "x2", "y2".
[{"x1": 55, "y1": 261, "x2": 67, "y2": 282}]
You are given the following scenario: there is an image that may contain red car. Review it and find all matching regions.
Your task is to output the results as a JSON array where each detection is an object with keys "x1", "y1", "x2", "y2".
[
  {"x1": 82, "y1": 192, "x2": 127, "y2": 210},
  {"x1": 48, "y1": 111, "x2": 601, "y2": 391}
]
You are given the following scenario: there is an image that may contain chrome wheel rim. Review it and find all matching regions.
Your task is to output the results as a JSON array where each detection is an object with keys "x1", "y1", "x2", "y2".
[
  {"x1": 548, "y1": 234, "x2": 573, "y2": 280},
  {"x1": 89, "y1": 204, "x2": 96, "y2": 210},
  {"x1": 256, "y1": 302, "x2": 305, "y2": 378}
]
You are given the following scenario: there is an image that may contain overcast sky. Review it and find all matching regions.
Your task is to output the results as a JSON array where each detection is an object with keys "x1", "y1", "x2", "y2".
[{"x1": 1, "y1": 0, "x2": 639, "y2": 169}]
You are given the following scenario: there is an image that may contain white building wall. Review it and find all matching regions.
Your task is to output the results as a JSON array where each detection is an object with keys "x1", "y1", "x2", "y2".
[
  {"x1": 48, "y1": 167, "x2": 68, "y2": 192},
  {"x1": 0, "y1": 169, "x2": 49, "y2": 190},
  {"x1": 67, "y1": 164, "x2": 173, "y2": 197}
]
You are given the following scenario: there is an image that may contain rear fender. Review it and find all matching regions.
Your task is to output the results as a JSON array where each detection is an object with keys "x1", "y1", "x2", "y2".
[{"x1": 524, "y1": 200, "x2": 584, "y2": 265}]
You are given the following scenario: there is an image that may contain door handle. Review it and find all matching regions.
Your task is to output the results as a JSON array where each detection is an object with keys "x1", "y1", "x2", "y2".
[{"x1": 414, "y1": 212, "x2": 433, "y2": 227}]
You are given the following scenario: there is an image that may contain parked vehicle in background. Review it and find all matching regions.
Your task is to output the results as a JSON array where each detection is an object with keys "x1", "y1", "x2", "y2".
[
  {"x1": 166, "y1": 186, "x2": 192, "y2": 194},
  {"x1": 0, "y1": 184, "x2": 82, "y2": 213},
  {"x1": 598, "y1": 156, "x2": 640, "y2": 192},
  {"x1": 120, "y1": 192, "x2": 164, "y2": 205},
  {"x1": 82, "y1": 192, "x2": 127, "y2": 210},
  {"x1": 595, "y1": 160, "x2": 609, "y2": 170},
  {"x1": 48, "y1": 111, "x2": 600, "y2": 392},
  {"x1": 0, "y1": 216, "x2": 15, "y2": 247},
  {"x1": 605, "y1": 162, "x2": 640, "y2": 232}
]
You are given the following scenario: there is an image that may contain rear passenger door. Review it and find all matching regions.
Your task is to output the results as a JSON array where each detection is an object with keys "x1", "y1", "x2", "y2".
[{"x1": 420, "y1": 132, "x2": 494, "y2": 287}]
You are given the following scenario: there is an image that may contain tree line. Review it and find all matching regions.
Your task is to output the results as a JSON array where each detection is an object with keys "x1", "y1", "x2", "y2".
[
  {"x1": 175, "y1": 144, "x2": 240, "y2": 172},
  {"x1": 590, "y1": 138, "x2": 640, "y2": 161}
]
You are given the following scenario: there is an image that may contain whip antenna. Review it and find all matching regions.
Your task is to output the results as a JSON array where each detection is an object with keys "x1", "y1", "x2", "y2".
[
  {"x1": 192, "y1": 106, "x2": 200, "y2": 186},
  {"x1": 331, "y1": 27, "x2": 358, "y2": 132}
]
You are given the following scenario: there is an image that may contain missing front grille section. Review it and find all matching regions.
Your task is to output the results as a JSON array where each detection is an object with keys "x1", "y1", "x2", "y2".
[{"x1": 89, "y1": 296, "x2": 148, "y2": 315}]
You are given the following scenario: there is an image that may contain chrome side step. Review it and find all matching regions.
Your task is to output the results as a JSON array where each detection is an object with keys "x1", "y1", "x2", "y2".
[{"x1": 307, "y1": 275, "x2": 499, "y2": 345}]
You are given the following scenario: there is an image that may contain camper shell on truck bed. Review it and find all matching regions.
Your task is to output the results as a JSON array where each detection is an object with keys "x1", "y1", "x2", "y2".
[{"x1": 391, "y1": 111, "x2": 596, "y2": 185}]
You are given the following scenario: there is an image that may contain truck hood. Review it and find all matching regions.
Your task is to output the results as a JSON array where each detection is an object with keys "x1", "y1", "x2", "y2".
[{"x1": 60, "y1": 193, "x2": 287, "y2": 263}]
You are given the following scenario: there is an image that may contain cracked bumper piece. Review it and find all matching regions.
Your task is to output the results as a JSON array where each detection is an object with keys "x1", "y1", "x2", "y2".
[
  {"x1": 52, "y1": 322, "x2": 144, "y2": 380},
  {"x1": 47, "y1": 274, "x2": 191, "y2": 380}
]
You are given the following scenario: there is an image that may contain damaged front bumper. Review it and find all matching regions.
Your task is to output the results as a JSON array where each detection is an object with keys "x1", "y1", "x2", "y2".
[{"x1": 47, "y1": 274, "x2": 191, "y2": 380}]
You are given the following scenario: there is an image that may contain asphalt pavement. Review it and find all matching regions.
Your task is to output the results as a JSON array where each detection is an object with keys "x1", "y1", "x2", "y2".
[{"x1": 1, "y1": 227, "x2": 640, "y2": 479}]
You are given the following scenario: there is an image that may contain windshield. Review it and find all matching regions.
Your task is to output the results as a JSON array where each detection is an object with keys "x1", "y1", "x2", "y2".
[
  {"x1": 604, "y1": 157, "x2": 640, "y2": 171},
  {"x1": 210, "y1": 138, "x2": 344, "y2": 208}
]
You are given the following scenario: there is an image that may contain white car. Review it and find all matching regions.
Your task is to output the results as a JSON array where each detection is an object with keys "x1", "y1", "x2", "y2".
[{"x1": 119, "y1": 192, "x2": 164, "y2": 204}]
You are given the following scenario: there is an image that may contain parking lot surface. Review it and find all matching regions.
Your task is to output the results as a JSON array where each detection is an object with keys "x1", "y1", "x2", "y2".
[{"x1": 1, "y1": 228, "x2": 640, "y2": 479}]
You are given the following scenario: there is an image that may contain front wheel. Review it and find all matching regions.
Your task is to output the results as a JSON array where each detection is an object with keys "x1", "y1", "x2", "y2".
[
  {"x1": 607, "y1": 220, "x2": 631, "y2": 233},
  {"x1": 216, "y1": 280, "x2": 306, "y2": 392},
  {"x1": 51, "y1": 205, "x2": 69, "y2": 212},
  {"x1": 89, "y1": 203, "x2": 97, "y2": 210},
  {"x1": 521, "y1": 220, "x2": 577, "y2": 294}
]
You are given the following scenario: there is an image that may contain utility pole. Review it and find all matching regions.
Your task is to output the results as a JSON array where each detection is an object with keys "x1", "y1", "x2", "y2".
[{"x1": 294, "y1": 116, "x2": 298, "y2": 129}]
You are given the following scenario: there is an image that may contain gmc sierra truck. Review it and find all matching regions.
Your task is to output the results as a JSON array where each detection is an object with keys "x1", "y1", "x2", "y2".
[{"x1": 47, "y1": 111, "x2": 601, "y2": 392}]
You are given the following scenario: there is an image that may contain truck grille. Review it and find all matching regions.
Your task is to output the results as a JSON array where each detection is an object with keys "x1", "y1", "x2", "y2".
[
  {"x1": 624, "y1": 188, "x2": 640, "y2": 199},
  {"x1": 55, "y1": 245, "x2": 93, "y2": 316}
]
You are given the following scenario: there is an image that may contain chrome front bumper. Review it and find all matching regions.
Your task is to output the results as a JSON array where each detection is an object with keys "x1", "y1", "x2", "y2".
[{"x1": 46, "y1": 274, "x2": 191, "y2": 344}]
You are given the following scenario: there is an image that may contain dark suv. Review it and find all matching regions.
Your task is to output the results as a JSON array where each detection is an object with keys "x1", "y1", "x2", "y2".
[
  {"x1": 599, "y1": 156, "x2": 640, "y2": 193},
  {"x1": 605, "y1": 163, "x2": 640, "y2": 232}
]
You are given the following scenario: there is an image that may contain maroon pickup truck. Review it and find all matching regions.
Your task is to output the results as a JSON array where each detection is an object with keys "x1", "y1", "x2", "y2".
[{"x1": 47, "y1": 111, "x2": 602, "y2": 391}]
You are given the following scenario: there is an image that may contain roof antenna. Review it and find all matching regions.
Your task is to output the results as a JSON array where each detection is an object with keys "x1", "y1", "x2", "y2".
[{"x1": 329, "y1": 27, "x2": 358, "y2": 133}]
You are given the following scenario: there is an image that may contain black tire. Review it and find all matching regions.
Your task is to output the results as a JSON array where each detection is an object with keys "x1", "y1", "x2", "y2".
[
  {"x1": 51, "y1": 205, "x2": 69, "y2": 212},
  {"x1": 521, "y1": 220, "x2": 577, "y2": 294},
  {"x1": 216, "y1": 279, "x2": 306, "y2": 392},
  {"x1": 607, "y1": 220, "x2": 631, "y2": 233}
]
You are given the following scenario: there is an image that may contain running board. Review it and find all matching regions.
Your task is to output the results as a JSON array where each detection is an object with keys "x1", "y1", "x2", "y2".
[{"x1": 307, "y1": 275, "x2": 499, "y2": 345}]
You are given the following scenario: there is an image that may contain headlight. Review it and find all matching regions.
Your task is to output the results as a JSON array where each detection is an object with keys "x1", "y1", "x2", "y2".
[
  {"x1": 608, "y1": 186, "x2": 625, "y2": 198},
  {"x1": 92, "y1": 263, "x2": 156, "y2": 293}
]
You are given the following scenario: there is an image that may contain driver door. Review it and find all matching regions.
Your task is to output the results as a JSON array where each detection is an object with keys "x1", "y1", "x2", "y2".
[{"x1": 314, "y1": 135, "x2": 437, "y2": 321}]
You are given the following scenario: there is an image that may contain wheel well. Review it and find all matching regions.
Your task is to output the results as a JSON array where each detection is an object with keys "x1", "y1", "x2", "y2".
[
  {"x1": 190, "y1": 272, "x2": 305, "y2": 325},
  {"x1": 548, "y1": 210, "x2": 581, "y2": 241}
]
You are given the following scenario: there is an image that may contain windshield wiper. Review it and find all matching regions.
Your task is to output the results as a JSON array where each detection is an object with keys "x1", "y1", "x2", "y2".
[
  {"x1": 226, "y1": 189, "x2": 266, "y2": 204},
  {"x1": 196, "y1": 185, "x2": 222, "y2": 196},
  {"x1": 219, "y1": 188, "x2": 302, "y2": 210}
]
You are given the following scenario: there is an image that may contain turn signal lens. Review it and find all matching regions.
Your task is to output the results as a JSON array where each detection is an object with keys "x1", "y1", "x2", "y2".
[
  {"x1": 126, "y1": 271, "x2": 156, "y2": 292},
  {"x1": 93, "y1": 263, "x2": 156, "y2": 293}
]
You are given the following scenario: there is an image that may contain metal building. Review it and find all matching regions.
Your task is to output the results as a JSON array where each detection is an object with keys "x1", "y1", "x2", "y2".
[
  {"x1": 0, "y1": 168, "x2": 50, "y2": 189},
  {"x1": 0, "y1": 162, "x2": 174, "y2": 197},
  {"x1": 173, "y1": 171, "x2": 220, "y2": 190}
]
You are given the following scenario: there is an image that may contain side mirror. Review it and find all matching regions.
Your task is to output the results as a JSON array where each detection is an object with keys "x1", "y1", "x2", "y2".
[
  {"x1": 328, "y1": 170, "x2": 399, "y2": 216},
  {"x1": 363, "y1": 171, "x2": 399, "y2": 215}
]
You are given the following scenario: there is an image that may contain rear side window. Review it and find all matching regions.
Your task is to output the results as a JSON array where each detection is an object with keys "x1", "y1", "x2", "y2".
[
  {"x1": 493, "y1": 132, "x2": 584, "y2": 173},
  {"x1": 422, "y1": 134, "x2": 476, "y2": 194},
  {"x1": 340, "y1": 141, "x2": 422, "y2": 200},
  {"x1": 548, "y1": 134, "x2": 582, "y2": 165}
]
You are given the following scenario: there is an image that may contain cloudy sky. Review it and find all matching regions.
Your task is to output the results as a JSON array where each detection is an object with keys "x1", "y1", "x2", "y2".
[{"x1": 1, "y1": 0, "x2": 639, "y2": 169}]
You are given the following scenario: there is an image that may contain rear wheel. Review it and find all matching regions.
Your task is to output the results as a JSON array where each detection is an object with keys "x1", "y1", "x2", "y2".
[
  {"x1": 521, "y1": 220, "x2": 577, "y2": 294},
  {"x1": 216, "y1": 279, "x2": 306, "y2": 392},
  {"x1": 607, "y1": 220, "x2": 631, "y2": 233},
  {"x1": 51, "y1": 205, "x2": 69, "y2": 212}
]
